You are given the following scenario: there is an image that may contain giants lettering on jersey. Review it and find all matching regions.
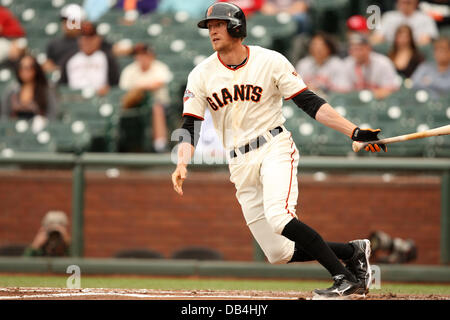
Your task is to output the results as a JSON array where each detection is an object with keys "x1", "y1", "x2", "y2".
[{"x1": 207, "y1": 84, "x2": 263, "y2": 111}]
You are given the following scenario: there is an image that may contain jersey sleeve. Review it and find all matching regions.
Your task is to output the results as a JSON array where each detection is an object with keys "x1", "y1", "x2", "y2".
[
  {"x1": 272, "y1": 52, "x2": 308, "y2": 100},
  {"x1": 182, "y1": 70, "x2": 207, "y2": 120}
]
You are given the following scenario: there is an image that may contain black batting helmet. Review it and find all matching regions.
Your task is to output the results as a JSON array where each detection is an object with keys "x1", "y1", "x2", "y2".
[{"x1": 197, "y1": 2, "x2": 247, "y2": 38}]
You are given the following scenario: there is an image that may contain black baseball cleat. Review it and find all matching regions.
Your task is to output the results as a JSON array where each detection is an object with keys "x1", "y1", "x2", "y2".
[
  {"x1": 344, "y1": 239, "x2": 372, "y2": 293},
  {"x1": 313, "y1": 274, "x2": 365, "y2": 299}
]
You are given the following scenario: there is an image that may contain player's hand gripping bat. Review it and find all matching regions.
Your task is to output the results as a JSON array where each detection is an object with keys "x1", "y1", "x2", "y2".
[{"x1": 352, "y1": 124, "x2": 450, "y2": 152}]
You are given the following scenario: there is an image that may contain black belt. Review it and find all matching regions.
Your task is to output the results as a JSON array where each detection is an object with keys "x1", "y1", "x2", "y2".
[{"x1": 230, "y1": 126, "x2": 284, "y2": 158}]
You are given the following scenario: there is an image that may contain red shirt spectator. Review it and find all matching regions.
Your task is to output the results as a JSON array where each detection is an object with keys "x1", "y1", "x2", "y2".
[
  {"x1": 0, "y1": 6, "x2": 25, "y2": 38},
  {"x1": 218, "y1": 0, "x2": 264, "y2": 17}
]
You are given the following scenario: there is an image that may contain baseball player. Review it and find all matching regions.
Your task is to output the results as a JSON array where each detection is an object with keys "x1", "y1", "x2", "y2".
[{"x1": 171, "y1": 2, "x2": 386, "y2": 298}]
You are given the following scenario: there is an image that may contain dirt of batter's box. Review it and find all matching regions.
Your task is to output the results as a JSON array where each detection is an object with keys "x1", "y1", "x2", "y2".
[{"x1": 0, "y1": 288, "x2": 449, "y2": 300}]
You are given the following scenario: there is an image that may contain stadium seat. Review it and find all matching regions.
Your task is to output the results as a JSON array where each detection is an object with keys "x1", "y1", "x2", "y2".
[
  {"x1": 45, "y1": 121, "x2": 92, "y2": 153},
  {"x1": 247, "y1": 12, "x2": 297, "y2": 39},
  {"x1": 118, "y1": 103, "x2": 152, "y2": 152},
  {"x1": 315, "y1": 126, "x2": 353, "y2": 156},
  {"x1": 328, "y1": 91, "x2": 375, "y2": 108},
  {"x1": 98, "y1": 7, "x2": 125, "y2": 26},
  {"x1": 1, "y1": 0, "x2": 27, "y2": 17},
  {"x1": 26, "y1": 37, "x2": 49, "y2": 55},
  {"x1": 117, "y1": 56, "x2": 134, "y2": 72},
  {"x1": 0, "y1": 129, "x2": 57, "y2": 153},
  {"x1": 286, "y1": 116, "x2": 322, "y2": 155},
  {"x1": 58, "y1": 94, "x2": 120, "y2": 152},
  {"x1": 420, "y1": 44, "x2": 434, "y2": 61},
  {"x1": 433, "y1": 134, "x2": 450, "y2": 157},
  {"x1": 372, "y1": 42, "x2": 390, "y2": 56},
  {"x1": 440, "y1": 25, "x2": 450, "y2": 37}
]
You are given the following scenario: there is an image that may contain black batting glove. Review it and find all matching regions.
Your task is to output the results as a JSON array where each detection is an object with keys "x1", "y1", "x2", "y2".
[{"x1": 351, "y1": 127, "x2": 387, "y2": 152}]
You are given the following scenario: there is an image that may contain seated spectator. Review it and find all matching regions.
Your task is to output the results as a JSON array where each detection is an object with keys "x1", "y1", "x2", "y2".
[
  {"x1": 336, "y1": 15, "x2": 370, "y2": 58},
  {"x1": 370, "y1": 0, "x2": 439, "y2": 46},
  {"x1": 119, "y1": 43, "x2": 172, "y2": 153},
  {"x1": 23, "y1": 211, "x2": 70, "y2": 257},
  {"x1": 261, "y1": 0, "x2": 311, "y2": 34},
  {"x1": 59, "y1": 21, "x2": 120, "y2": 96},
  {"x1": 45, "y1": 4, "x2": 120, "y2": 71},
  {"x1": 411, "y1": 36, "x2": 450, "y2": 98},
  {"x1": 1, "y1": 54, "x2": 58, "y2": 120},
  {"x1": 339, "y1": 33, "x2": 401, "y2": 99},
  {"x1": 157, "y1": 0, "x2": 214, "y2": 19},
  {"x1": 0, "y1": 6, "x2": 26, "y2": 38},
  {"x1": 43, "y1": 4, "x2": 85, "y2": 73},
  {"x1": 0, "y1": 6, "x2": 26, "y2": 67},
  {"x1": 295, "y1": 32, "x2": 344, "y2": 94},
  {"x1": 218, "y1": 0, "x2": 264, "y2": 18},
  {"x1": 388, "y1": 24, "x2": 425, "y2": 78}
]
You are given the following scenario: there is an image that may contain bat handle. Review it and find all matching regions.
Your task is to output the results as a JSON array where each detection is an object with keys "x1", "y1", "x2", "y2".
[{"x1": 352, "y1": 141, "x2": 367, "y2": 152}]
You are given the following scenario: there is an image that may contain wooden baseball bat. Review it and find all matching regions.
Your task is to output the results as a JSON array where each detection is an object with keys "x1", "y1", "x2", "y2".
[{"x1": 352, "y1": 124, "x2": 450, "y2": 152}]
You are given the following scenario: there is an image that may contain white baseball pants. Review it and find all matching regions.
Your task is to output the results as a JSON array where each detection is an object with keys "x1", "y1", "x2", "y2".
[{"x1": 229, "y1": 127, "x2": 299, "y2": 264}]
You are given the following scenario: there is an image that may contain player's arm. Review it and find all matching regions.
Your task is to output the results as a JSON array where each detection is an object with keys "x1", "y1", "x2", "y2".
[
  {"x1": 291, "y1": 90, "x2": 355, "y2": 136},
  {"x1": 171, "y1": 115, "x2": 201, "y2": 195},
  {"x1": 292, "y1": 91, "x2": 386, "y2": 152},
  {"x1": 172, "y1": 142, "x2": 194, "y2": 196},
  {"x1": 314, "y1": 103, "x2": 356, "y2": 137}
]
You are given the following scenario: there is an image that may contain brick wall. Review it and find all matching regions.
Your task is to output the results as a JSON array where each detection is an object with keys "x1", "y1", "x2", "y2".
[{"x1": 0, "y1": 169, "x2": 442, "y2": 264}]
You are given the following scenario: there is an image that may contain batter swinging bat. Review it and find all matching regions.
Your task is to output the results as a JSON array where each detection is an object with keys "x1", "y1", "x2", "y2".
[{"x1": 352, "y1": 124, "x2": 450, "y2": 152}]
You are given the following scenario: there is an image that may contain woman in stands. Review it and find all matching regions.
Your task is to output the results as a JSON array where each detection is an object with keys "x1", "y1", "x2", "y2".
[
  {"x1": 295, "y1": 32, "x2": 345, "y2": 94},
  {"x1": 1, "y1": 54, "x2": 58, "y2": 120},
  {"x1": 388, "y1": 24, "x2": 425, "y2": 79}
]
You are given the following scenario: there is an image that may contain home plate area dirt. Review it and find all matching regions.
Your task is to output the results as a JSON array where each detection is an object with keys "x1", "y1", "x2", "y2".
[{"x1": 0, "y1": 287, "x2": 448, "y2": 300}]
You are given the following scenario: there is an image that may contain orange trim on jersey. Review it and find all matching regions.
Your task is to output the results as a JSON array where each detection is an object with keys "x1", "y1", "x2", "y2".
[
  {"x1": 218, "y1": 45, "x2": 250, "y2": 71},
  {"x1": 182, "y1": 113, "x2": 204, "y2": 120},
  {"x1": 285, "y1": 134, "x2": 296, "y2": 219},
  {"x1": 284, "y1": 87, "x2": 308, "y2": 100}
]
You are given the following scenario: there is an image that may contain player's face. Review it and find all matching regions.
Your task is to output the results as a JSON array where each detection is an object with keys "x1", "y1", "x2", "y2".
[{"x1": 207, "y1": 19, "x2": 234, "y2": 52}]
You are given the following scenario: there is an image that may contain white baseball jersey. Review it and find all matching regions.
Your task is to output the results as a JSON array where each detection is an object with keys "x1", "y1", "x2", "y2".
[
  {"x1": 182, "y1": 45, "x2": 307, "y2": 151},
  {"x1": 183, "y1": 45, "x2": 306, "y2": 264}
]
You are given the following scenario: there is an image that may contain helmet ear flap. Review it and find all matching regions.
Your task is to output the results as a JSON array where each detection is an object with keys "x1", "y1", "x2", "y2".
[
  {"x1": 227, "y1": 19, "x2": 246, "y2": 38},
  {"x1": 227, "y1": 20, "x2": 240, "y2": 38}
]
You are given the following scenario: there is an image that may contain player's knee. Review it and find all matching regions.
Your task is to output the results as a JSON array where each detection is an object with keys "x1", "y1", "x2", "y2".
[
  {"x1": 265, "y1": 247, "x2": 294, "y2": 264},
  {"x1": 266, "y1": 214, "x2": 294, "y2": 235}
]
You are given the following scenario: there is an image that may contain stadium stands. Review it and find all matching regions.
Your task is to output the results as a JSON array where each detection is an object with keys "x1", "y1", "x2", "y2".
[{"x1": 0, "y1": 0, "x2": 448, "y2": 158}]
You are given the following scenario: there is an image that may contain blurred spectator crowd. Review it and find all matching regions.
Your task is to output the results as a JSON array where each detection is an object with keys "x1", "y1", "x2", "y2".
[{"x1": 0, "y1": 0, "x2": 448, "y2": 157}]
